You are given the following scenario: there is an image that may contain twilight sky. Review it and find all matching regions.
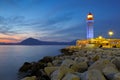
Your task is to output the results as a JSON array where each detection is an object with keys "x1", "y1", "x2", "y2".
[{"x1": 0, "y1": 0, "x2": 120, "y2": 43}]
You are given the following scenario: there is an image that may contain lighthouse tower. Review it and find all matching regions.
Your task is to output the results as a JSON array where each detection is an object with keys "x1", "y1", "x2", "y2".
[{"x1": 87, "y1": 12, "x2": 94, "y2": 39}]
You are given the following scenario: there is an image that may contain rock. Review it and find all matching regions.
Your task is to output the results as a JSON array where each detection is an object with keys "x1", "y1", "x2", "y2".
[
  {"x1": 60, "y1": 48, "x2": 73, "y2": 55},
  {"x1": 50, "y1": 70, "x2": 59, "y2": 80},
  {"x1": 59, "y1": 56, "x2": 65, "y2": 60},
  {"x1": 113, "y1": 73, "x2": 120, "y2": 80},
  {"x1": 19, "y1": 48, "x2": 120, "y2": 80},
  {"x1": 88, "y1": 59, "x2": 115, "y2": 71},
  {"x1": 102, "y1": 66, "x2": 119, "y2": 80},
  {"x1": 52, "y1": 60, "x2": 62, "y2": 66},
  {"x1": 40, "y1": 75, "x2": 50, "y2": 80},
  {"x1": 74, "y1": 57, "x2": 88, "y2": 63},
  {"x1": 114, "y1": 52, "x2": 120, "y2": 57},
  {"x1": 21, "y1": 76, "x2": 37, "y2": 80},
  {"x1": 61, "y1": 59, "x2": 75, "y2": 67},
  {"x1": 47, "y1": 62, "x2": 53, "y2": 67},
  {"x1": 44, "y1": 67, "x2": 58, "y2": 76},
  {"x1": 62, "y1": 73, "x2": 80, "y2": 80},
  {"x1": 70, "y1": 61, "x2": 88, "y2": 72},
  {"x1": 70, "y1": 55, "x2": 77, "y2": 60},
  {"x1": 75, "y1": 51, "x2": 85, "y2": 57},
  {"x1": 35, "y1": 69, "x2": 50, "y2": 80},
  {"x1": 30, "y1": 62, "x2": 46, "y2": 76},
  {"x1": 92, "y1": 54, "x2": 100, "y2": 62},
  {"x1": 63, "y1": 56, "x2": 69, "y2": 59},
  {"x1": 79, "y1": 69, "x2": 106, "y2": 80},
  {"x1": 51, "y1": 66, "x2": 74, "y2": 80},
  {"x1": 29, "y1": 69, "x2": 50, "y2": 80},
  {"x1": 39, "y1": 56, "x2": 53, "y2": 63},
  {"x1": 19, "y1": 62, "x2": 32, "y2": 72},
  {"x1": 32, "y1": 69, "x2": 48, "y2": 79},
  {"x1": 54, "y1": 56, "x2": 59, "y2": 60},
  {"x1": 111, "y1": 57, "x2": 120, "y2": 70}
]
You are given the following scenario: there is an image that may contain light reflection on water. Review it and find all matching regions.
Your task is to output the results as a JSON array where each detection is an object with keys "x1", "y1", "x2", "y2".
[{"x1": 0, "y1": 45, "x2": 67, "y2": 80}]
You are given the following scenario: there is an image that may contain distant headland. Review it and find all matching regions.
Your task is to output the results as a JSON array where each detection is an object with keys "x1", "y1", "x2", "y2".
[{"x1": 0, "y1": 37, "x2": 76, "y2": 45}]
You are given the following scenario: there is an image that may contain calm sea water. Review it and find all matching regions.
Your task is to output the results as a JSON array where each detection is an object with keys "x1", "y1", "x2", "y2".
[{"x1": 0, "y1": 45, "x2": 67, "y2": 80}]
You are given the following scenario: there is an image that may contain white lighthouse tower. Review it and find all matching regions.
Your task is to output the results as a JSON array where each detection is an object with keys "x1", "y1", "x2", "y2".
[{"x1": 87, "y1": 12, "x2": 94, "y2": 39}]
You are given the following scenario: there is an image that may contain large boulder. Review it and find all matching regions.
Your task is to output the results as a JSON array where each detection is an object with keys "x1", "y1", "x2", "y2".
[
  {"x1": 88, "y1": 59, "x2": 115, "y2": 71},
  {"x1": 64, "y1": 56, "x2": 72, "y2": 59},
  {"x1": 39, "y1": 56, "x2": 53, "y2": 63},
  {"x1": 52, "y1": 60, "x2": 63, "y2": 66},
  {"x1": 113, "y1": 73, "x2": 120, "y2": 80},
  {"x1": 21, "y1": 76, "x2": 36, "y2": 80},
  {"x1": 47, "y1": 62, "x2": 53, "y2": 67},
  {"x1": 62, "y1": 73, "x2": 80, "y2": 80},
  {"x1": 74, "y1": 57, "x2": 88, "y2": 63},
  {"x1": 30, "y1": 62, "x2": 47, "y2": 76},
  {"x1": 70, "y1": 61, "x2": 88, "y2": 72},
  {"x1": 111, "y1": 57, "x2": 120, "y2": 70},
  {"x1": 102, "y1": 66, "x2": 119, "y2": 80},
  {"x1": 44, "y1": 67, "x2": 58, "y2": 76},
  {"x1": 19, "y1": 62, "x2": 32, "y2": 72},
  {"x1": 51, "y1": 66, "x2": 74, "y2": 80},
  {"x1": 60, "y1": 48, "x2": 73, "y2": 55},
  {"x1": 79, "y1": 69, "x2": 106, "y2": 80},
  {"x1": 61, "y1": 59, "x2": 75, "y2": 67},
  {"x1": 36, "y1": 69, "x2": 50, "y2": 80},
  {"x1": 92, "y1": 54, "x2": 100, "y2": 62}
]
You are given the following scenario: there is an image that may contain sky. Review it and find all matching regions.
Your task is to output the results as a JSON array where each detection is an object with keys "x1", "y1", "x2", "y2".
[{"x1": 0, "y1": 0, "x2": 120, "y2": 43}]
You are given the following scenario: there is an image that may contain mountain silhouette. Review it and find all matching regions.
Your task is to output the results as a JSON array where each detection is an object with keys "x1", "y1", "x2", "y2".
[
  {"x1": 0, "y1": 37, "x2": 76, "y2": 45},
  {"x1": 19, "y1": 37, "x2": 76, "y2": 45},
  {"x1": 20, "y1": 38, "x2": 43, "y2": 45}
]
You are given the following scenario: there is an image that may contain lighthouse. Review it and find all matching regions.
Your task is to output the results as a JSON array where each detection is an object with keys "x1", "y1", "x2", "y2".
[{"x1": 87, "y1": 12, "x2": 94, "y2": 39}]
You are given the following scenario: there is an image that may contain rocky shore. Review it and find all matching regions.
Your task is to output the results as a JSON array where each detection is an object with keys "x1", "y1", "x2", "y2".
[{"x1": 19, "y1": 48, "x2": 120, "y2": 80}]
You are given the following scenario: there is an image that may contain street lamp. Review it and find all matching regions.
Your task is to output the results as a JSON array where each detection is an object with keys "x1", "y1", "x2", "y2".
[{"x1": 108, "y1": 31, "x2": 114, "y2": 38}]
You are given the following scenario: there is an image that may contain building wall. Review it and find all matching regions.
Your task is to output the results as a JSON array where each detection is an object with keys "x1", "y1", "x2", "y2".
[{"x1": 87, "y1": 20, "x2": 94, "y2": 39}]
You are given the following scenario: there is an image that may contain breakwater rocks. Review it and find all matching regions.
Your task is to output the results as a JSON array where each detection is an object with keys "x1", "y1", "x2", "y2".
[{"x1": 19, "y1": 48, "x2": 120, "y2": 80}]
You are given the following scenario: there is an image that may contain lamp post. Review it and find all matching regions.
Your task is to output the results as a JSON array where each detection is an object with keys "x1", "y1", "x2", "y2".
[{"x1": 108, "y1": 31, "x2": 114, "y2": 48}]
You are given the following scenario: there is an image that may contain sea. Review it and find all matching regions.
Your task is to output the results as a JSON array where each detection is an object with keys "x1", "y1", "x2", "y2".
[{"x1": 0, "y1": 45, "x2": 68, "y2": 80}]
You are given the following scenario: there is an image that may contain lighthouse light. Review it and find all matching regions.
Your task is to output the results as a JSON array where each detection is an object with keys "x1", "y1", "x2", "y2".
[{"x1": 87, "y1": 15, "x2": 93, "y2": 18}]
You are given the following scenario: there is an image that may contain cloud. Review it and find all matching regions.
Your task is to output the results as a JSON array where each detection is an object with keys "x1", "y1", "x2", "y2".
[
  {"x1": 0, "y1": 37, "x2": 19, "y2": 41},
  {"x1": 15, "y1": 12, "x2": 74, "y2": 34},
  {"x1": 47, "y1": 23, "x2": 86, "y2": 39},
  {"x1": 0, "y1": 16, "x2": 25, "y2": 35},
  {"x1": 0, "y1": 15, "x2": 25, "y2": 24},
  {"x1": 0, "y1": 12, "x2": 74, "y2": 40},
  {"x1": 26, "y1": 12, "x2": 74, "y2": 29},
  {"x1": 34, "y1": 23, "x2": 86, "y2": 42},
  {"x1": 43, "y1": 15, "x2": 72, "y2": 27}
]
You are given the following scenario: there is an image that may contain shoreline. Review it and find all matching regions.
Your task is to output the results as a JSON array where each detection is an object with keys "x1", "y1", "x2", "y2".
[{"x1": 19, "y1": 48, "x2": 120, "y2": 80}]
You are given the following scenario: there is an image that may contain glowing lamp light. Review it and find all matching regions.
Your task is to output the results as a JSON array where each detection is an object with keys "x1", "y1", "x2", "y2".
[
  {"x1": 98, "y1": 36, "x2": 103, "y2": 39},
  {"x1": 108, "y1": 31, "x2": 114, "y2": 36},
  {"x1": 87, "y1": 13, "x2": 94, "y2": 20},
  {"x1": 87, "y1": 15, "x2": 93, "y2": 19}
]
